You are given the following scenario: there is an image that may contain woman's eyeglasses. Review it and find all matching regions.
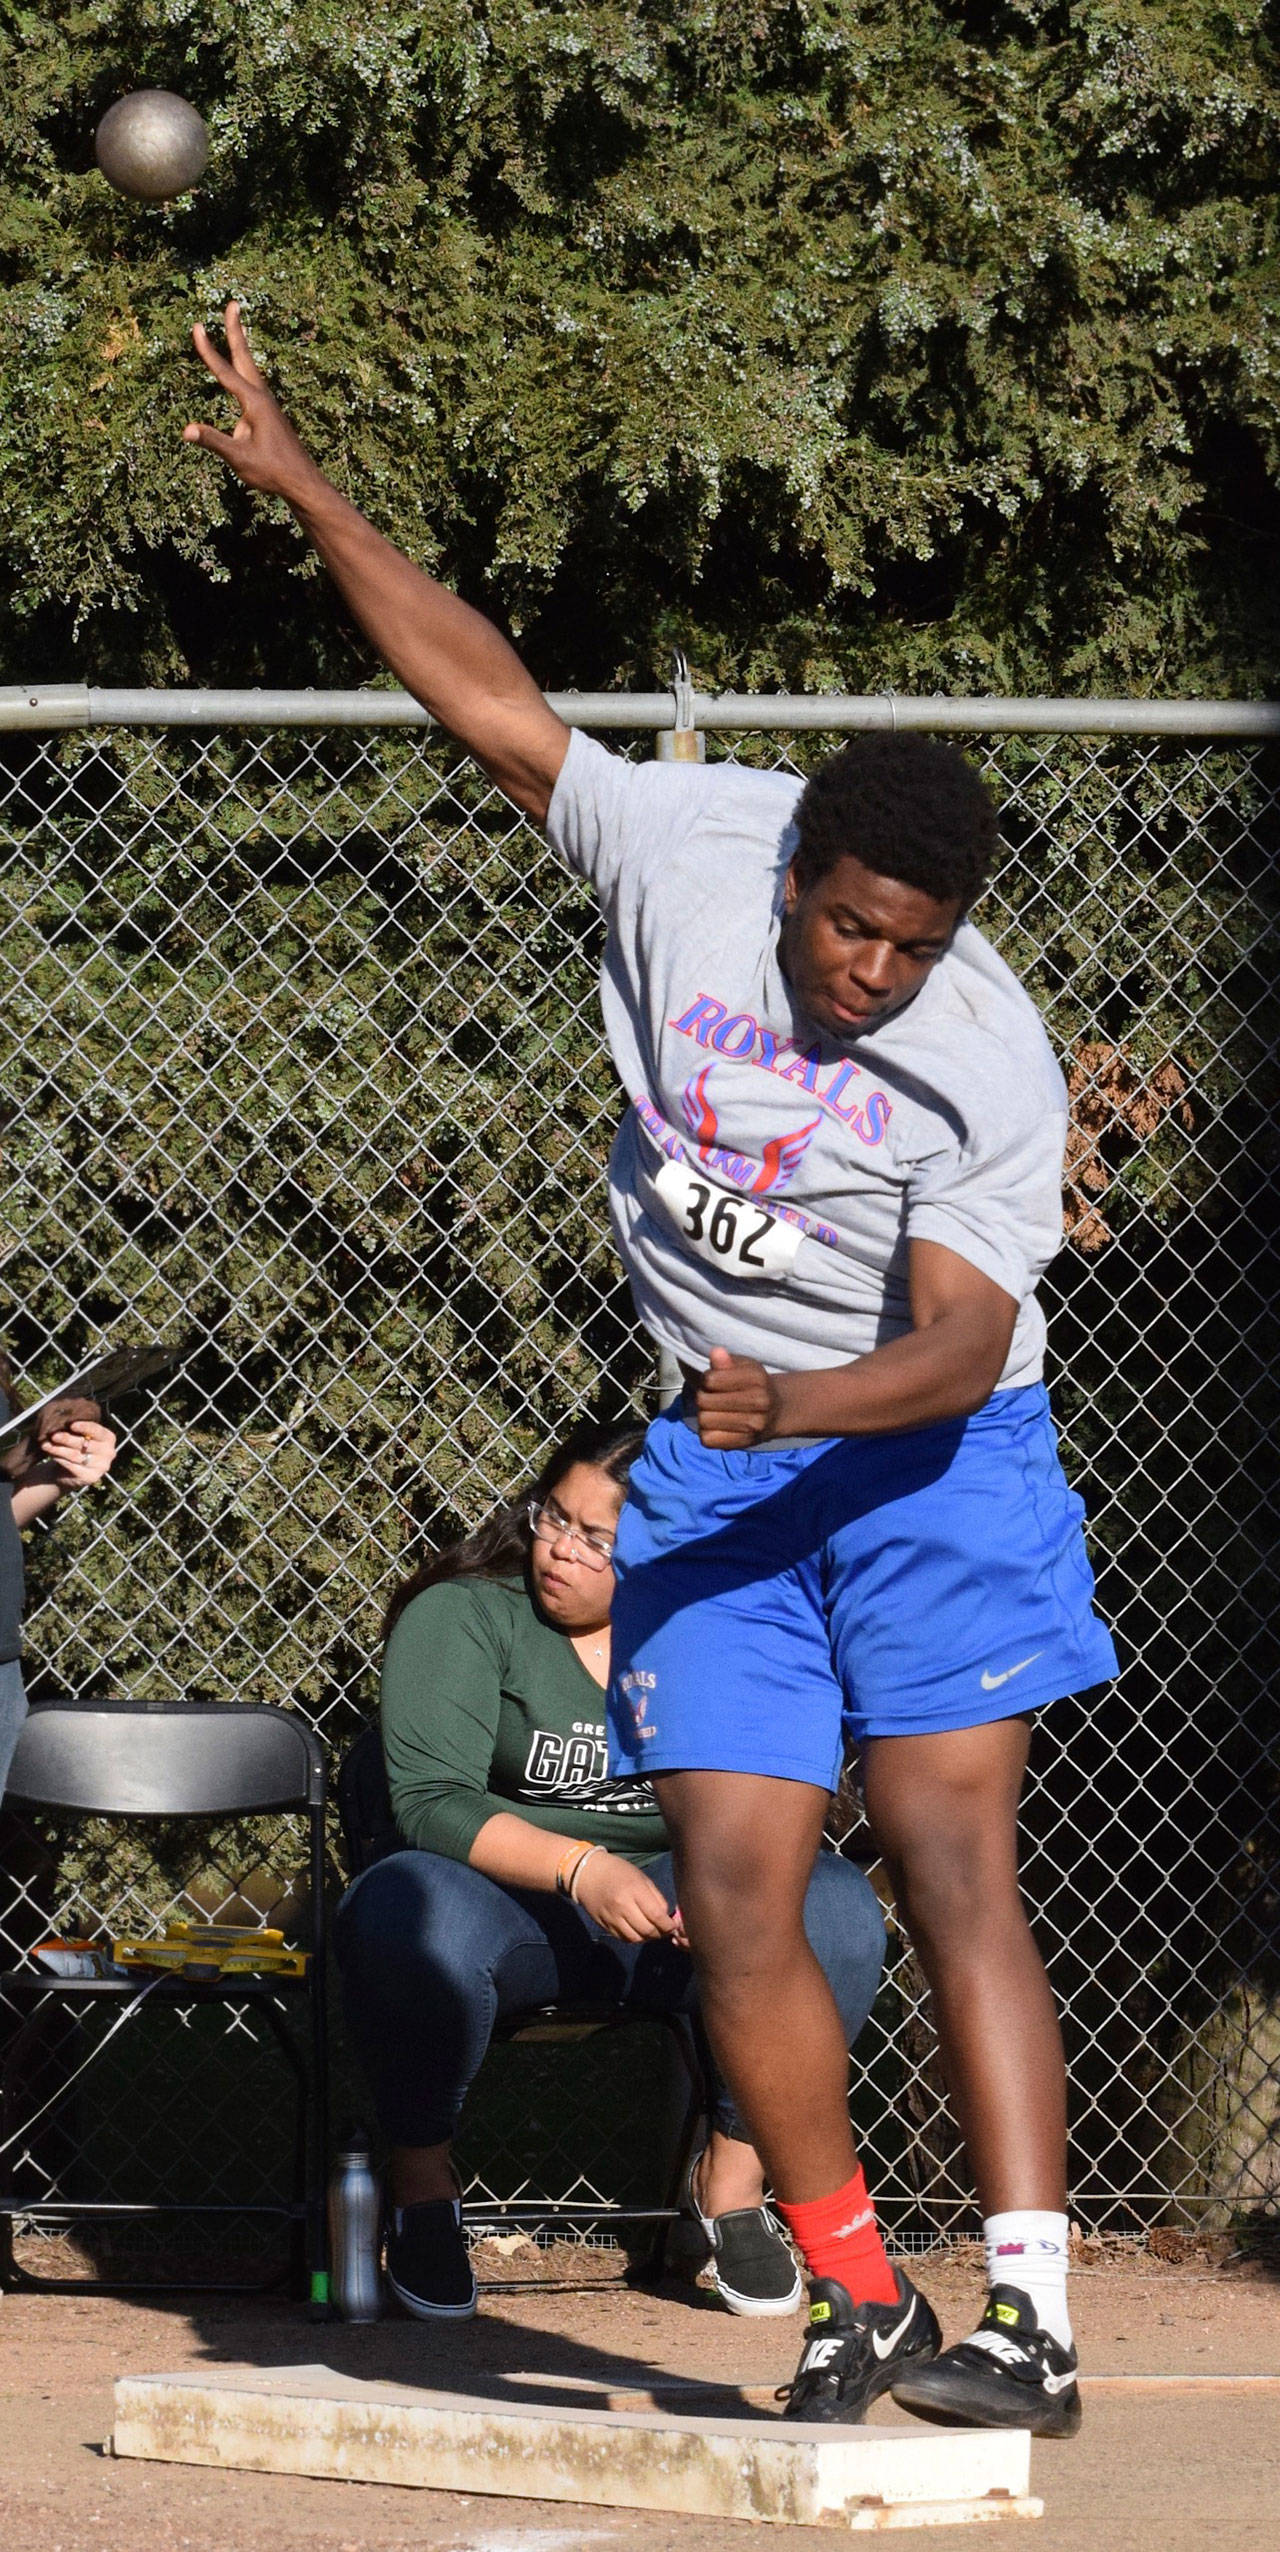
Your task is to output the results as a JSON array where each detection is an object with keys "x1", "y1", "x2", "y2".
[{"x1": 526, "y1": 1499, "x2": 616, "y2": 1571}]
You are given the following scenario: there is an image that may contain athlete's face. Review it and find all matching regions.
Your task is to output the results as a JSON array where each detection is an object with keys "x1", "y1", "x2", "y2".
[
  {"x1": 528, "y1": 1461, "x2": 622, "y2": 1633},
  {"x1": 780, "y1": 852, "x2": 962, "y2": 1040}
]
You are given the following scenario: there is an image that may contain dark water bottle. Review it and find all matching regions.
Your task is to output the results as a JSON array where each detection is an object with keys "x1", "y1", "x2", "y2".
[{"x1": 327, "y1": 2129, "x2": 382, "y2": 2322}]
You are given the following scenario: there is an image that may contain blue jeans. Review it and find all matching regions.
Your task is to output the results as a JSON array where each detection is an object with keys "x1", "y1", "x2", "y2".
[
  {"x1": 334, "y1": 1846, "x2": 885, "y2": 2148},
  {"x1": 0, "y1": 1660, "x2": 27, "y2": 1801}
]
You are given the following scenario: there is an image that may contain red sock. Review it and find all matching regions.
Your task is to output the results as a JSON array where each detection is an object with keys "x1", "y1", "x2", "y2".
[{"x1": 775, "y1": 2166, "x2": 899, "y2": 2305}]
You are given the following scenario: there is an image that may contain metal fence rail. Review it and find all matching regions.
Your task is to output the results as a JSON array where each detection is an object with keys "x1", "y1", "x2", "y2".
[{"x1": 0, "y1": 688, "x2": 1276, "y2": 2247}]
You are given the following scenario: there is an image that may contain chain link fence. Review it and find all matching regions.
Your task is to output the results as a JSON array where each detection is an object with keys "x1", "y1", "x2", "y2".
[{"x1": 0, "y1": 688, "x2": 1276, "y2": 2256}]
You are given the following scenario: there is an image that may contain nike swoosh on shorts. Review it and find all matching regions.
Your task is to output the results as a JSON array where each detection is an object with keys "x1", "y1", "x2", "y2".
[{"x1": 979, "y1": 1653, "x2": 1043, "y2": 1691}]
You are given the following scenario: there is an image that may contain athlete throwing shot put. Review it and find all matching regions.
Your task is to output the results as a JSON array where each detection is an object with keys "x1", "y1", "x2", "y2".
[{"x1": 184, "y1": 307, "x2": 1117, "y2": 2435}]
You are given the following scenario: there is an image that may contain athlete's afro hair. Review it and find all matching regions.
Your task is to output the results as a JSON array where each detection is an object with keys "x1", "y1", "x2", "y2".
[{"x1": 791, "y1": 734, "x2": 1000, "y2": 914}]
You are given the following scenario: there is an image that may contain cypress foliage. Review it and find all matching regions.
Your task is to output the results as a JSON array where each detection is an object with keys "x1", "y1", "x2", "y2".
[{"x1": 1, "y1": 0, "x2": 1277, "y2": 693}]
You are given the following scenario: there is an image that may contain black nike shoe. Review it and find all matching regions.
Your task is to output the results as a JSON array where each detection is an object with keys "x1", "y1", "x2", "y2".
[
  {"x1": 384, "y1": 2197, "x2": 477, "y2": 2321},
  {"x1": 780, "y1": 2269, "x2": 942, "y2": 2424},
  {"x1": 891, "y1": 2284, "x2": 1081, "y2": 2438}
]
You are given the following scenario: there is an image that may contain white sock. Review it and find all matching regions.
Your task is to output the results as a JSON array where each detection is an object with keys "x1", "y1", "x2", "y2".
[{"x1": 982, "y1": 2210, "x2": 1072, "y2": 2350}]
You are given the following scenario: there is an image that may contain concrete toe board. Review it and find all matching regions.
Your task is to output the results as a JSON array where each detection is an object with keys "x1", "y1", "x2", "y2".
[{"x1": 112, "y1": 2364, "x2": 1041, "y2": 2529}]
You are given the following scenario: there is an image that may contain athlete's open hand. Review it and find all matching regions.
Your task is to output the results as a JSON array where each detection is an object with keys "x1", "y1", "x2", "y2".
[
  {"x1": 183, "y1": 303, "x2": 321, "y2": 508},
  {"x1": 694, "y1": 1348, "x2": 788, "y2": 1449}
]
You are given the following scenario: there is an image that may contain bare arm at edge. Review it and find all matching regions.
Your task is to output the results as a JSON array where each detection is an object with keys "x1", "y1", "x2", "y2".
[
  {"x1": 692, "y1": 1239, "x2": 1019, "y2": 1448},
  {"x1": 182, "y1": 304, "x2": 570, "y2": 823}
]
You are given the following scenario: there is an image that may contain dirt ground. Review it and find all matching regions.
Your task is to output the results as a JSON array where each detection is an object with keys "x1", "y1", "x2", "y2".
[{"x1": 0, "y1": 2238, "x2": 1276, "y2": 2552}]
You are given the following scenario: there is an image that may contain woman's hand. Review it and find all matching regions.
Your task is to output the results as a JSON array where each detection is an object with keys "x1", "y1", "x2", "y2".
[
  {"x1": 9, "y1": 1418, "x2": 119, "y2": 1526},
  {"x1": 184, "y1": 303, "x2": 323, "y2": 507},
  {"x1": 574, "y1": 1852, "x2": 680, "y2": 1944},
  {"x1": 40, "y1": 1420, "x2": 118, "y2": 1490}
]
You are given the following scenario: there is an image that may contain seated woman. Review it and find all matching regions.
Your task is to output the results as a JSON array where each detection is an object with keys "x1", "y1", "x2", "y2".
[{"x1": 335, "y1": 1417, "x2": 886, "y2": 2322}]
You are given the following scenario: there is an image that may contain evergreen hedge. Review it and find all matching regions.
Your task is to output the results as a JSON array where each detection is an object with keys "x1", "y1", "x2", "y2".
[{"x1": 1, "y1": 0, "x2": 1277, "y2": 695}]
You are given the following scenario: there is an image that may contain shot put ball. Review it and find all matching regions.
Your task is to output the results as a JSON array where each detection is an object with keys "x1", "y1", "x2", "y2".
[{"x1": 94, "y1": 90, "x2": 209, "y2": 203}]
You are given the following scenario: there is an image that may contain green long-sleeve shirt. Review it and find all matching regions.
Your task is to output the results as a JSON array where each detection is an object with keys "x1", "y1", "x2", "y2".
[{"x1": 381, "y1": 1573, "x2": 668, "y2": 1865}]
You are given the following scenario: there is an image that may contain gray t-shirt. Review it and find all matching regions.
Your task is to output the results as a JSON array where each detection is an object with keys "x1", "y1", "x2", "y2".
[{"x1": 547, "y1": 731, "x2": 1068, "y2": 1390}]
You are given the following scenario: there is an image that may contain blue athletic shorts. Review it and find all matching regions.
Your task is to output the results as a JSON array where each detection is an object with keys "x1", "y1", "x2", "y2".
[{"x1": 608, "y1": 1385, "x2": 1118, "y2": 1788}]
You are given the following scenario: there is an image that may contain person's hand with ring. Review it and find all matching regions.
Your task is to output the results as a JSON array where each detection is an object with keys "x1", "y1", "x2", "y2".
[{"x1": 40, "y1": 1421, "x2": 118, "y2": 1490}]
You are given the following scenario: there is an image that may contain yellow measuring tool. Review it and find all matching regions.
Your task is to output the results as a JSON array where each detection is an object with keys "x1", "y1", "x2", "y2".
[{"x1": 111, "y1": 1921, "x2": 309, "y2": 1980}]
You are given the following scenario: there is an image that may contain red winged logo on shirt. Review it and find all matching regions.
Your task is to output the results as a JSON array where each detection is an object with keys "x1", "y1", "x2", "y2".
[{"x1": 680, "y1": 1066, "x2": 819, "y2": 1198}]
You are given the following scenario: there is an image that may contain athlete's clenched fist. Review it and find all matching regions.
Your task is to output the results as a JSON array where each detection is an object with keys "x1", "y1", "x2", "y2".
[{"x1": 693, "y1": 1346, "x2": 788, "y2": 1448}]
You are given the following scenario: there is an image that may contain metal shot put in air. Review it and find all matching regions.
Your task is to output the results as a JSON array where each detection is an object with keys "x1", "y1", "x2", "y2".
[
  {"x1": 181, "y1": 303, "x2": 1116, "y2": 2437},
  {"x1": 94, "y1": 91, "x2": 209, "y2": 203}
]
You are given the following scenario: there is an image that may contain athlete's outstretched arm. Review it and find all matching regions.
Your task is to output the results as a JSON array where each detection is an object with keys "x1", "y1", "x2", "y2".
[
  {"x1": 182, "y1": 304, "x2": 570, "y2": 822},
  {"x1": 694, "y1": 1240, "x2": 1018, "y2": 1448}
]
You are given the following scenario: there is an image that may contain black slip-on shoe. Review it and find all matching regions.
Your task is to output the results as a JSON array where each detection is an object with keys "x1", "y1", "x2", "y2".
[
  {"x1": 891, "y1": 2283, "x2": 1082, "y2": 2438},
  {"x1": 384, "y1": 2197, "x2": 477, "y2": 2321},
  {"x1": 681, "y1": 2153, "x2": 803, "y2": 2317},
  {"x1": 780, "y1": 2269, "x2": 942, "y2": 2423}
]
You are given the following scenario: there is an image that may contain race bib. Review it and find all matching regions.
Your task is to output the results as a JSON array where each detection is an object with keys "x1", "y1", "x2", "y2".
[{"x1": 652, "y1": 1157, "x2": 804, "y2": 1283}]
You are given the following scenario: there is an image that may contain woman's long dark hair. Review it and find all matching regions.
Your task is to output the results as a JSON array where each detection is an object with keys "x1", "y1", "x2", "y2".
[{"x1": 384, "y1": 1417, "x2": 646, "y2": 1639}]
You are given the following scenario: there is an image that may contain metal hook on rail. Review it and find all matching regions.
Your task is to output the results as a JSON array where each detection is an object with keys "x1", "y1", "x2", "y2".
[{"x1": 655, "y1": 648, "x2": 705, "y2": 762}]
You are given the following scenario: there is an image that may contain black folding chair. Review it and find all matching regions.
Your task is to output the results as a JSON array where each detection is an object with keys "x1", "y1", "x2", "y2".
[
  {"x1": 336, "y1": 1725, "x2": 711, "y2": 2261},
  {"x1": 0, "y1": 1700, "x2": 328, "y2": 2296}
]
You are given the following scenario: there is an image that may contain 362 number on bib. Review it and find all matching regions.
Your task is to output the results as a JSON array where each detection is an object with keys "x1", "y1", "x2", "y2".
[{"x1": 652, "y1": 1157, "x2": 804, "y2": 1282}]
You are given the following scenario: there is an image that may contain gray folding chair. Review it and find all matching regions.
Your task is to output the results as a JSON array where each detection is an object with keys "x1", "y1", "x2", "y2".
[{"x1": 0, "y1": 1700, "x2": 328, "y2": 2296}]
